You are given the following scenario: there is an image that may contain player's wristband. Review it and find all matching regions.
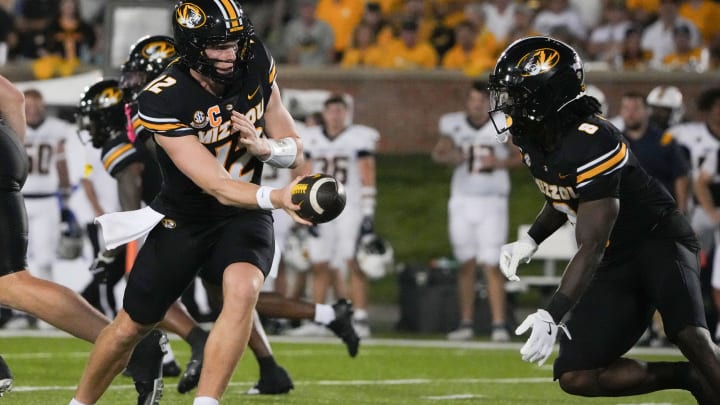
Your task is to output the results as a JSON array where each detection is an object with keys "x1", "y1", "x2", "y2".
[
  {"x1": 260, "y1": 138, "x2": 298, "y2": 168},
  {"x1": 527, "y1": 222, "x2": 552, "y2": 245},
  {"x1": 360, "y1": 186, "x2": 376, "y2": 217},
  {"x1": 256, "y1": 186, "x2": 276, "y2": 210},
  {"x1": 546, "y1": 292, "x2": 574, "y2": 322}
]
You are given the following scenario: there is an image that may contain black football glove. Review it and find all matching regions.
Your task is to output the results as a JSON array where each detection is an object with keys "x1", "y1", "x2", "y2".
[
  {"x1": 89, "y1": 250, "x2": 117, "y2": 282},
  {"x1": 360, "y1": 216, "x2": 374, "y2": 237}
]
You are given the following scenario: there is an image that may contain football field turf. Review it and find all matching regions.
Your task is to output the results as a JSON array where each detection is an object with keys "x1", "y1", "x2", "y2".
[{"x1": 0, "y1": 332, "x2": 698, "y2": 404}]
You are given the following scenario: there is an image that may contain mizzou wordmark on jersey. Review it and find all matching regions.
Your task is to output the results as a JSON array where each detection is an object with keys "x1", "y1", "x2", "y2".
[{"x1": 137, "y1": 39, "x2": 276, "y2": 219}]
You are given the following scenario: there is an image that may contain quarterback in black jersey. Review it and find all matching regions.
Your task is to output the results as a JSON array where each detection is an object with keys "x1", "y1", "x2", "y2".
[
  {"x1": 72, "y1": 2, "x2": 309, "y2": 405},
  {"x1": 490, "y1": 37, "x2": 720, "y2": 403}
]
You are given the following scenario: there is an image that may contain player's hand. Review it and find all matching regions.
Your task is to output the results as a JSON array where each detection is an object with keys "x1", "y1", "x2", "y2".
[
  {"x1": 231, "y1": 110, "x2": 270, "y2": 158},
  {"x1": 273, "y1": 175, "x2": 312, "y2": 226},
  {"x1": 499, "y1": 234, "x2": 537, "y2": 281},
  {"x1": 515, "y1": 309, "x2": 571, "y2": 367},
  {"x1": 89, "y1": 250, "x2": 117, "y2": 281}
]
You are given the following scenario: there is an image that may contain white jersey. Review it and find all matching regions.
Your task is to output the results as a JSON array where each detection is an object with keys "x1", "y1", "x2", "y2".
[
  {"x1": 439, "y1": 112, "x2": 511, "y2": 197},
  {"x1": 301, "y1": 124, "x2": 379, "y2": 207},
  {"x1": 667, "y1": 121, "x2": 720, "y2": 175},
  {"x1": 22, "y1": 116, "x2": 73, "y2": 195}
]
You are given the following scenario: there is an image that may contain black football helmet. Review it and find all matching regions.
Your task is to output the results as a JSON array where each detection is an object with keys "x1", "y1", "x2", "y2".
[
  {"x1": 488, "y1": 36, "x2": 584, "y2": 140},
  {"x1": 120, "y1": 35, "x2": 177, "y2": 100},
  {"x1": 172, "y1": 0, "x2": 254, "y2": 84},
  {"x1": 77, "y1": 78, "x2": 126, "y2": 148}
]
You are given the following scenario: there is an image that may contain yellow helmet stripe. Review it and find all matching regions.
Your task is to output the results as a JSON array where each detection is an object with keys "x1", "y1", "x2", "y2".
[{"x1": 215, "y1": 0, "x2": 243, "y2": 32}]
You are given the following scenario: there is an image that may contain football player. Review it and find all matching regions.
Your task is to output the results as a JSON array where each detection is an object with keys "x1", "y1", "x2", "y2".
[
  {"x1": 491, "y1": 36, "x2": 720, "y2": 403},
  {"x1": 70, "y1": 1, "x2": 334, "y2": 404},
  {"x1": 0, "y1": 73, "x2": 167, "y2": 404},
  {"x1": 292, "y1": 94, "x2": 379, "y2": 338},
  {"x1": 432, "y1": 80, "x2": 522, "y2": 342},
  {"x1": 118, "y1": 35, "x2": 359, "y2": 394}
]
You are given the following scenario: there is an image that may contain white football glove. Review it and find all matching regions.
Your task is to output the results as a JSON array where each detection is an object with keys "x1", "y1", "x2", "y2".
[
  {"x1": 515, "y1": 309, "x2": 571, "y2": 367},
  {"x1": 499, "y1": 234, "x2": 538, "y2": 281}
]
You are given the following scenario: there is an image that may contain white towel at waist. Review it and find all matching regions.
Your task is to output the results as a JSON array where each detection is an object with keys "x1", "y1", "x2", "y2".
[{"x1": 94, "y1": 206, "x2": 165, "y2": 250}]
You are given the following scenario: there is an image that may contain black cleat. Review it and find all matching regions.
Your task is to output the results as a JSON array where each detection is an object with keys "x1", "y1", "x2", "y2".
[
  {"x1": 246, "y1": 365, "x2": 294, "y2": 395},
  {"x1": 0, "y1": 356, "x2": 13, "y2": 396},
  {"x1": 177, "y1": 335, "x2": 206, "y2": 394},
  {"x1": 163, "y1": 360, "x2": 182, "y2": 377},
  {"x1": 127, "y1": 330, "x2": 168, "y2": 405},
  {"x1": 326, "y1": 299, "x2": 360, "y2": 357},
  {"x1": 177, "y1": 358, "x2": 202, "y2": 394}
]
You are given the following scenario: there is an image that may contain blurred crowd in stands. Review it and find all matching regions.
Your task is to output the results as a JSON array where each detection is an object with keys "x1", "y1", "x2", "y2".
[{"x1": 1, "y1": 0, "x2": 720, "y2": 79}]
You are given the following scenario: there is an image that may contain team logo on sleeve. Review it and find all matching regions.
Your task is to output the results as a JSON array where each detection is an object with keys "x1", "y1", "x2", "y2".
[
  {"x1": 191, "y1": 110, "x2": 208, "y2": 128},
  {"x1": 176, "y1": 3, "x2": 206, "y2": 29},
  {"x1": 517, "y1": 48, "x2": 560, "y2": 77}
]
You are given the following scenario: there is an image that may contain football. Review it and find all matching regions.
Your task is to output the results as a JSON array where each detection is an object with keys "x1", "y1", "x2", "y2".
[{"x1": 291, "y1": 174, "x2": 346, "y2": 223}]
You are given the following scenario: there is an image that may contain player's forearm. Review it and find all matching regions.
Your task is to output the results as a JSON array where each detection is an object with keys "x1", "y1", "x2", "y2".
[
  {"x1": 527, "y1": 202, "x2": 567, "y2": 244},
  {"x1": 209, "y1": 178, "x2": 285, "y2": 210},
  {"x1": 674, "y1": 175, "x2": 689, "y2": 213},
  {"x1": 116, "y1": 163, "x2": 143, "y2": 211}
]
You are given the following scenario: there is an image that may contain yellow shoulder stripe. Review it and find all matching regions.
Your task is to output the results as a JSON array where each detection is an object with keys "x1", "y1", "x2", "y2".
[
  {"x1": 103, "y1": 143, "x2": 134, "y2": 170},
  {"x1": 577, "y1": 143, "x2": 627, "y2": 184},
  {"x1": 139, "y1": 119, "x2": 186, "y2": 131}
]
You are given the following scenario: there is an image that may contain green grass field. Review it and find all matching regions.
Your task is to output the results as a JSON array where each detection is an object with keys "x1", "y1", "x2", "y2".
[{"x1": 0, "y1": 333, "x2": 698, "y2": 404}]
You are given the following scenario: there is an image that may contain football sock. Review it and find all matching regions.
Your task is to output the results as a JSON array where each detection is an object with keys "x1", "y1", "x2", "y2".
[
  {"x1": 314, "y1": 304, "x2": 334, "y2": 324},
  {"x1": 187, "y1": 326, "x2": 208, "y2": 355},
  {"x1": 257, "y1": 355, "x2": 278, "y2": 375},
  {"x1": 162, "y1": 343, "x2": 176, "y2": 363},
  {"x1": 69, "y1": 399, "x2": 90, "y2": 405},
  {"x1": 193, "y1": 396, "x2": 219, "y2": 405},
  {"x1": 353, "y1": 309, "x2": 368, "y2": 321}
]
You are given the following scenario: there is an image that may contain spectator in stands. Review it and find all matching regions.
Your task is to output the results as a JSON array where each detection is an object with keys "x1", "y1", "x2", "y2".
[
  {"x1": 568, "y1": 0, "x2": 603, "y2": 30},
  {"x1": 380, "y1": 19, "x2": 437, "y2": 70},
  {"x1": 43, "y1": 0, "x2": 96, "y2": 62},
  {"x1": 0, "y1": 1, "x2": 15, "y2": 65},
  {"x1": 678, "y1": 0, "x2": 720, "y2": 44},
  {"x1": 441, "y1": 20, "x2": 495, "y2": 76},
  {"x1": 315, "y1": 0, "x2": 365, "y2": 62},
  {"x1": 618, "y1": 25, "x2": 653, "y2": 70},
  {"x1": 390, "y1": 0, "x2": 436, "y2": 44},
  {"x1": 12, "y1": 0, "x2": 57, "y2": 60},
  {"x1": 505, "y1": 3, "x2": 539, "y2": 46},
  {"x1": 31, "y1": 0, "x2": 95, "y2": 79},
  {"x1": 340, "y1": 22, "x2": 384, "y2": 69},
  {"x1": 641, "y1": 0, "x2": 700, "y2": 68},
  {"x1": 586, "y1": 0, "x2": 631, "y2": 63},
  {"x1": 360, "y1": 2, "x2": 394, "y2": 48},
  {"x1": 432, "y1": 80, "x2": 521, "y2": 342},
  {"x1": 661, "y1": 24, "x2": 706, "y2": 71},
  {"x1": 626, "y1": 0, "x2": 659, "y2": 27},
  {"x1": 482, "y1": 0, "x2": 517, "y2": 44},
  {"x1": 532, "y1": 0, "x2": 587, "y2": 42},
  {"x1": 463, "y1": 3, "x2": 500, "y2": 56},
  {"x1": 284, "y1": 0, "x2": 335, "y2": 66}
]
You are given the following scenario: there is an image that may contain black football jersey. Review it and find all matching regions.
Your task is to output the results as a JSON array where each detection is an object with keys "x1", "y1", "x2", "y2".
[
  {"x1": 136, "y1": 37, "x2": 276, "y2": 219},
  {"x1": 515, "y1": 114, "x2": 677, "y2": 262}
]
